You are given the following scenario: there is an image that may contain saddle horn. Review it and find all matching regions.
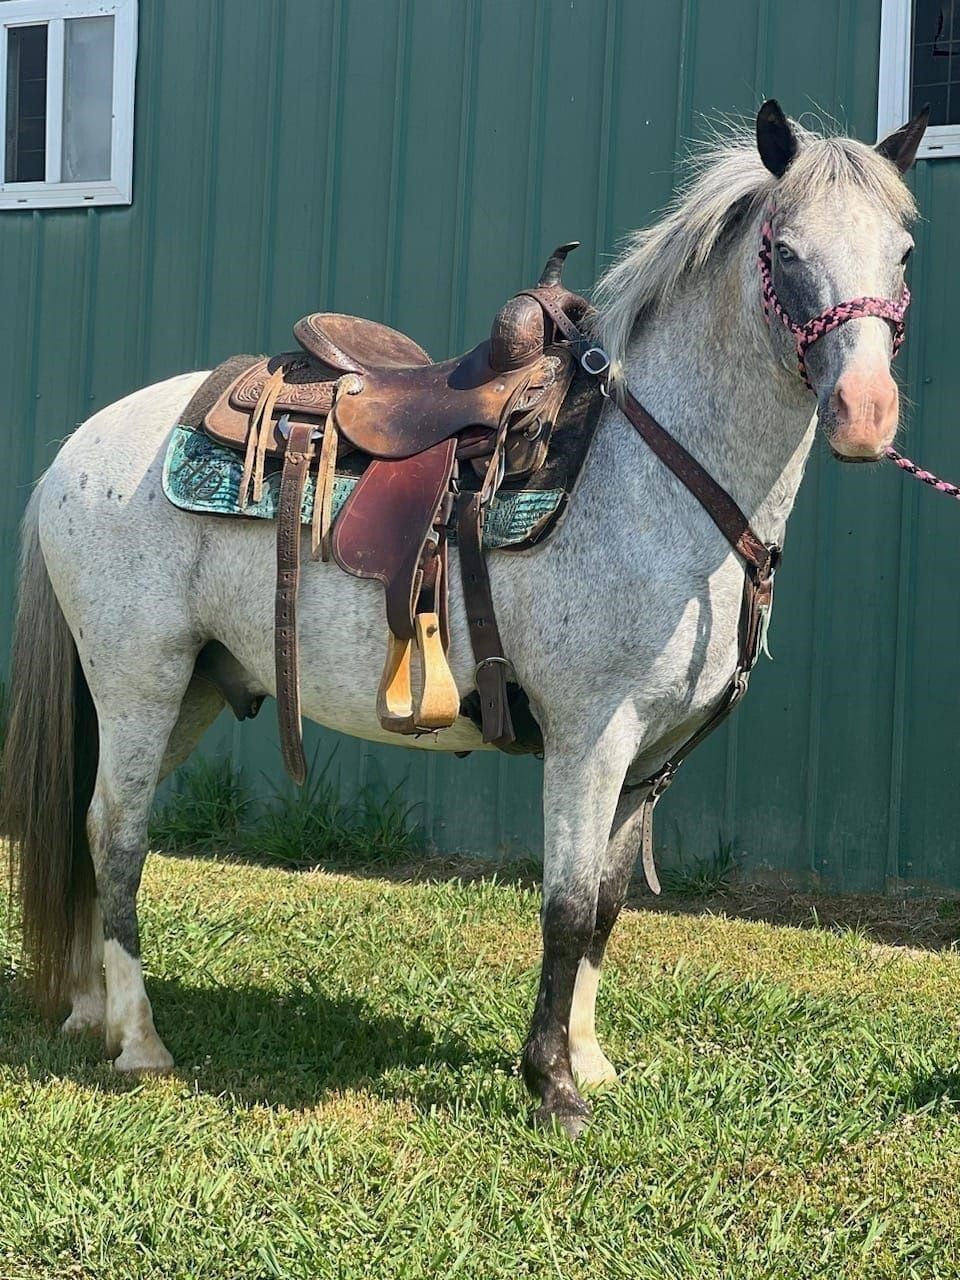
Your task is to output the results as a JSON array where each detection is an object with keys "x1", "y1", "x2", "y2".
[
  {"x1": 537, "y1": 241, "x2": 580, "y2": 287},
  {"x1": 489, "y1": 242, "x2": 581, "y2": 372}
]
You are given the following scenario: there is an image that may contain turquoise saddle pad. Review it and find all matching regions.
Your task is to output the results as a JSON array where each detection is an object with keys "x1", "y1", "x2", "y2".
[{"x1": 162, "y1": 424, "x2": 564, "y2": 550}]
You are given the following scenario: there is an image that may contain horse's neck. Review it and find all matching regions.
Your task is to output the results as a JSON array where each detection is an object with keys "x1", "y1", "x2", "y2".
[{"x1": 610, "y1": 248, "x2": 816, "y2": 549}]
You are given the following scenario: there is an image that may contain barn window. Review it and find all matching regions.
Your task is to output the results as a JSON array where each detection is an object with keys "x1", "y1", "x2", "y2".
[
  {"x1": 0, "y1": 0, "x2": 137, "y2": 209},
  {"x1": 880, "y1": 1, "x2": 960, "y2": 157}
]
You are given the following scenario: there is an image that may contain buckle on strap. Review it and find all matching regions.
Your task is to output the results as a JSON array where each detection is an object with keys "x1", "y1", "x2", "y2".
[
  {"x1": 581, "y1": 345, "x2": 610, "y2": 377},
  {"x1": 647, "y1": 761, "x2": 676, "y2": 802},
  {"x1": 475, "y1": 655, "x2": 514, "y2": 682}
]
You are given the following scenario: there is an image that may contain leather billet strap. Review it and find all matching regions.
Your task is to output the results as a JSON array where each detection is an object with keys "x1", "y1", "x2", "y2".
[
  {"x1": 459, "y1": 487, "x2": 516, "y2": 749},
  {"x1": 458, "y1": 392, "x2": 528, "y2": 749},
  {"x1": 275, "y1": 420, "x2": 317, "y2": 786}
]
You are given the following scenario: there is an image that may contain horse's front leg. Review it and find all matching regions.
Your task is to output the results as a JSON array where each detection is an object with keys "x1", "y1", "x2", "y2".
[
  {"x1": 522, "y1": 733, "x2": 636, "y2": 1136},
  {"x1": 568, "y1": 787, "x2": 647, "y2": 1088}
]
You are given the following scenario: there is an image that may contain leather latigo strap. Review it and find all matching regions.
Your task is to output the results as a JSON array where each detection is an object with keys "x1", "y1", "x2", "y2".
[{"x1": 275, "y1": 422, "x2": 317, "y2": 786}]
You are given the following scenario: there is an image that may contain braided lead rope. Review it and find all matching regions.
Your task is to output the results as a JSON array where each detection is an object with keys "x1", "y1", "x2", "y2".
[
  {"x1": 758, "y1": 215, "x2": 910, "y2": 390},
  {"x1": 884, "y1": 446, "x2": 960, "y2": 499}
]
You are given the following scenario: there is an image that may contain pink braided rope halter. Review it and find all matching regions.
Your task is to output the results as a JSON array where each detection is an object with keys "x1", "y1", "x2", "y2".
[
  {"x1": 757, "y1": 211, "x2": 910, "y2": 391},
  {"x1": 757, "y1": 206, "x2": 960, "y2": 501}
]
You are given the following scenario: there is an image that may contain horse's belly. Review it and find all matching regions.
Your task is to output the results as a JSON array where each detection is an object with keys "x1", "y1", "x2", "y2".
[{"x1": 198, "y1": 519, "x2": 493, "y2": 754}]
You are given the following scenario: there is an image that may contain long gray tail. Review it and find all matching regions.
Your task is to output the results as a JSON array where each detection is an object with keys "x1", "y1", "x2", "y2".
[{"x1": 1, "y1": 485, "x2": 99, "y2": 1010}]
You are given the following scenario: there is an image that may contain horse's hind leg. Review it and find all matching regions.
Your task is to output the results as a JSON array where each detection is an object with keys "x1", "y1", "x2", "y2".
[
  {"x1": 522, "y1": 732, "x2": 635, "y2": 1136},
  {"x1": 62, "y1": 669, "x2": 224, "y2": 1038},
  {"x1": 568, "y1": 788, "x2": 646, "y2": 1087},
  {"x1": 86, "y1": 673, "x2": 197, "y2": 1073}
]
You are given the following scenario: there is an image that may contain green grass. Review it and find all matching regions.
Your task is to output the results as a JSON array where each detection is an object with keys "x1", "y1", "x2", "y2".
[
  {"x1": 244, "y1": 763, "x2": 423, "y2": 869},
  {"x1": 149, "y1": 757, "x2": 251, "y2": 852},
  {"x1": 3, "y1": 853, "x2": 960, "y2": 1278},
  {"x1": 660, "y1": 835, "x2": 740, "y2": 896},
  {"x1": 150, "y1": 756, "x2": 423, "y2": 867}
]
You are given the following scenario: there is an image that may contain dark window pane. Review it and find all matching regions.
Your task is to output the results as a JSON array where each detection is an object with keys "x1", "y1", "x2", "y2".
[
  {"x1": 914, "y1": 0, "x2": 955, "y2": 43},
  {"x1": 913, "y1": 41, "x2": 951, "y2": 85},
  {"x1": 912, "y1": 2, "x2": 960, "y2": 122},
  {"x1": 917, "y1": 81, "x2": 949, "y2": 124},
  {"x1": 5, "y1": 25, "x2": 48, "y2": 183}
]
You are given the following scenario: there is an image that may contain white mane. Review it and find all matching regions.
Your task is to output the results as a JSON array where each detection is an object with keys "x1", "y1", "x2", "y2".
[{"x1": 592, "y1": 124, "x2": 918, "y2": 371}]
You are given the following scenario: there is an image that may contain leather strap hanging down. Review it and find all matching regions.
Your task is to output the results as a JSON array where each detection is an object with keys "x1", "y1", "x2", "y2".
[
  {"x1": 275, "y1": 418, "x2": 317, "y2": 786},
  {"x1": 459, "y1": 488, "x2": 515, "y2": 749},
  {"x1": 240, "y1": 366, "x2": 286, "y2": 507},
  {"x1": 458, "y1": 394, "x2": 529, "y2": 750}
]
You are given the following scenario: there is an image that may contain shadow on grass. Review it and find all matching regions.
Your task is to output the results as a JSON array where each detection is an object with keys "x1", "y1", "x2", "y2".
[
  {"x1": 0, "y1": 974, "x2": 500, "y2": 1114},
  {"x1": 903, "y1": 1065, "x2": 960, "y2": 1113}
]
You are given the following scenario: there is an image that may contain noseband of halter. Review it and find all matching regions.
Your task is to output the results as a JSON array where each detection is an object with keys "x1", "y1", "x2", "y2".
[{"x1": 758, "y1": 209, "x2": 910, "y2": 391}]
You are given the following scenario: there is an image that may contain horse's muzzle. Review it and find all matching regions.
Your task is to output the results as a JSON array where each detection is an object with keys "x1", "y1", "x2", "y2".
[{"x1": 822, "y1": 363, "x2": 900, "y2": 463}]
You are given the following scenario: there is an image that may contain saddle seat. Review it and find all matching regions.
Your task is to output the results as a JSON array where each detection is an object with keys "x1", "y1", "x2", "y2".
[
  {"x1": 293, "y1": 312, "x2": 432, "y2": 373},
  {"x1": 200, "y1": 243, "x2": 595, "y2": 784}
]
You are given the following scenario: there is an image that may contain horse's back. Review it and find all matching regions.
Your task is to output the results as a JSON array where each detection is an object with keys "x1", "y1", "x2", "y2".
[{"x1": 37, "y1": 372, "x2": 212, "y2": 637}]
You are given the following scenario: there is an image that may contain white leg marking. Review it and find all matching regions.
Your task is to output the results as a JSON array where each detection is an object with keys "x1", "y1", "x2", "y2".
[
  {"x1": 569, "y1": 957, "x2": 618, "y2": 1088},
  {"x1": 62, "y1": 900, "x2": 106, "y2": 1036},
  {"x1": 103, "y1": 939, "x2": 174, "y2": 1073}
]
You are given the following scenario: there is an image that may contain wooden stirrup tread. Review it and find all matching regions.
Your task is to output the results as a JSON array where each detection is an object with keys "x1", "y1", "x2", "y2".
[
  {"x1": 377, "y1": 633, "x2": 415, "y2": 733},
  {"x1": 414, "y1": 612, "x2": 460, "y2": 731}
]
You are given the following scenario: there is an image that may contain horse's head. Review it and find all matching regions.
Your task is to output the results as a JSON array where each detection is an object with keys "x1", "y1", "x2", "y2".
[{"x1": 755, "y1": 100, "x2": 928, "y2": 463}]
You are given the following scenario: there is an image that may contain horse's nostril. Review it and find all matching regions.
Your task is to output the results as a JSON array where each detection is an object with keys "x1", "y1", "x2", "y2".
[{"x1": 834, "y1": 367, "x2": 898, "y2": 428}]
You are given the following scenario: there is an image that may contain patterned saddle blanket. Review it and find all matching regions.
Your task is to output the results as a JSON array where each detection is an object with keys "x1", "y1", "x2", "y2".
[{"x1": 162, "y1": 424, "x2": 567, "y2": 550}]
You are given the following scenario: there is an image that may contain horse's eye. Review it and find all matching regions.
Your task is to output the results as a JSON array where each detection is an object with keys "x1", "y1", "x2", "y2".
[
  {"x1": 776, "y1": 242, "x2": 795, "y2": 264},
  {"x1": 900, "y1": 245, "x2": 914, "y2": 266}
]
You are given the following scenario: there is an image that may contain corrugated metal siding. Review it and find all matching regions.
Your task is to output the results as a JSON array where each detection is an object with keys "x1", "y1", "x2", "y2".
[{"x1": 0, "y1": 0, "x2": 956, "y2": 891}]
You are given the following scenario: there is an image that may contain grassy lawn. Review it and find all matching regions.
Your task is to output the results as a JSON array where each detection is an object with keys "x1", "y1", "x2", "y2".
[{"x1": 2, "y1": 852, "x2": 960, "y2": 1278}]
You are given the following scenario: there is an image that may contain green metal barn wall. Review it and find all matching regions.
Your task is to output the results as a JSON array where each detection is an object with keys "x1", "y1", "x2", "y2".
[{"x1": 1, "y1": 0, "x2": 957, "y2": 892}]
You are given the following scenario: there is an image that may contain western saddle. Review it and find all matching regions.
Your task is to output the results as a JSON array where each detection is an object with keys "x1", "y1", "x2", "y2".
[{"x1": 203, "y1": 244, "x2": 601, "y2": 783}]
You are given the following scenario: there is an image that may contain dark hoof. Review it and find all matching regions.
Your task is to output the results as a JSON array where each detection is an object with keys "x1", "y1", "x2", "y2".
[{"x1": 531, "y1": 1103, "x2": 591, "y2": 1140}]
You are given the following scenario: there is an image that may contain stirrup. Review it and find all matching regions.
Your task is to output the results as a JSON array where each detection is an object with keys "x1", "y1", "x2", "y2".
[
  {"x1": 413, "y1": 612, "x2": 460, "y2": 731},
  {"x1": 377, "y1": 633, "x2": 416, "y2": 733}
]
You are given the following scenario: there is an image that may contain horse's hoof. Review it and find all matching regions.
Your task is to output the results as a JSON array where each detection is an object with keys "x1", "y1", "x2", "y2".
[
  {"x1": 113, "y1": 1040, "x2": 175, "y2": 1075},
  {"x1": 531, "y1": 1103, "x2": 591, "y2": 1140}
]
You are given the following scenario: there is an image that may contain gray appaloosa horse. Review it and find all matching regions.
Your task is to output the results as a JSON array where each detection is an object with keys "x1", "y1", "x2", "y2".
[{"x1": 2, "y1": 103, "x2": 927, "y2": 1135}]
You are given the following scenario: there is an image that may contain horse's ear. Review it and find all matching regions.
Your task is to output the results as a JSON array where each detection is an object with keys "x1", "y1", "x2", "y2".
[
  {"x1": 876, "y1": 105, "x2": 930, "y2": 174},
  {"x1": 756, "y1": 99, "x2": 798, "y2": 178}
]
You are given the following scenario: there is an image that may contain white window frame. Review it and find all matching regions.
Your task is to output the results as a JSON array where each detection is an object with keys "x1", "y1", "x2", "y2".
[
  {"x1": 0, "y1": 0, "x2": 137, "y2": 209},
  {"x1": 880, "y1": 0, "x2": 960, "y2": 158}
]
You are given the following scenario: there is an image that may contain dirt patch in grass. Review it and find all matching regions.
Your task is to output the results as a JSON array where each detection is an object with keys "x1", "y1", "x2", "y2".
[{"x1": 637, "y1": 884, "x2": 960, "y2": 951}]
